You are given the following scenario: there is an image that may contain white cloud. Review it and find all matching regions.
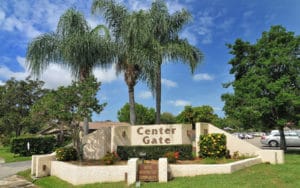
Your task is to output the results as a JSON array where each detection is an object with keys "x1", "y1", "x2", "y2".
[
  {"x1": 162, "y1": 78, "x2": 178, "y2": 88},
  {"x1": 169, "y1": 100, "x2": 191, "y2": 107},
  {"x1": 193, "y1": 73, "x2": 214, "y2": 81},
  {"x1": 0, "y1": 56, "x2": 120, "y2": 89},
  {"x1": 138, "y1": 91, "x2": 152, "y2": 99},
  {"x1": 93, "y1": 64, "x2": 120, "y2": 83},
  {"x1": 0, "y1": 9, "x2": 5, "y2": 23}
]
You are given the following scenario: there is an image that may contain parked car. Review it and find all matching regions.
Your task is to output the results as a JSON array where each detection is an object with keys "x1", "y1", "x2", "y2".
[
  {"x1": 261, "y1": 131, "x2": 300, "y2": 147},
  {"x1": 245, "y1": 134, "x2": 254, "y2": 139}
]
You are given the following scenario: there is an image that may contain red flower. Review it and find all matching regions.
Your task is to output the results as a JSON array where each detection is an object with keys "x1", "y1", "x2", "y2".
[{"x1": 174, "y1": 152, "x2": 179, "y2": 159}]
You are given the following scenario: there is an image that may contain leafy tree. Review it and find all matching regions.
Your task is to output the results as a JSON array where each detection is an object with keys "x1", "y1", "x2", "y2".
[
  {"x1": 92, "y1": 0, "x2": 152, "y2": 125},
  {"x1": 117, "y1": 103, "x2": 155, "y2": 125},
  {"x1": 31, "y1": 76, "x2": 106, "y2": 158},
  {"x1": 145, "y1": 0, "x2": 204, "y2": 124},
  {"x1": 0, "y1": 77, "x2": 47, "y2": 137},
  {"x1": 26, "y1": 8, "x2": 115, "y2": 135},
  {"x1": 160, "y1": 112, "x2": 176, "y2": 124},
  {"x1": 222, "y1": 25, "x2": 300, "y2": 151},
  {"x1": 177, "y1": 105, "x2": 218, "y2": 128}
]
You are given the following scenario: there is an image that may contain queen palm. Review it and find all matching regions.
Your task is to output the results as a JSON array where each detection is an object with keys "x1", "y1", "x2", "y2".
[
  {"x1": 92, "y1": 0, "x2": 151, "y2": 125},
  {"x1": 147, "y1": 0, "x2": 204, "y2": 124},
  {"x1": 26, "y1": 8, "x2": 115, "y2": 134}
]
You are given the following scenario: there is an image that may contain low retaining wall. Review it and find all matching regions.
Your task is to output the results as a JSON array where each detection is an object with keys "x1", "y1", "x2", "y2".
[
  {"x1": 169, "y1": 157, "x2": 262, "y2": 177},
  {"x1": 49, "y1": 157, "x2": 262, "y2": 185},
  {"x1": 51, "y1": 161, "x2": 128, "y2": 185}
]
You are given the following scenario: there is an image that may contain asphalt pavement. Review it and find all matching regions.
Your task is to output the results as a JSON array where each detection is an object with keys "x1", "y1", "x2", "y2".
[{"x1": 0, "y1": 160, "x2": 31, "y2": 180}]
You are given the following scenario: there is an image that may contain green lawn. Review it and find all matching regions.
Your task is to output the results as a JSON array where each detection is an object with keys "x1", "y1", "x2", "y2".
[
  {"x1": 17, "y1": 150, "x2": 300, "y2": 188},
  {"x1": 0, "y1": 147, "x2": 31, "y2": 163}
]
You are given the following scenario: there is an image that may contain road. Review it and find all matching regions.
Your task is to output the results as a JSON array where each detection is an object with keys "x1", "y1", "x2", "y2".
[{"x1": 0, "y1": 160, "x2": 31, "y2": 179}]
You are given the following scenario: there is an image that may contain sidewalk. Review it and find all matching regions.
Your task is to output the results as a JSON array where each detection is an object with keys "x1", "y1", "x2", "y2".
[{"x1": 0, "y1": 175, "x2": 36, "y2": 188}]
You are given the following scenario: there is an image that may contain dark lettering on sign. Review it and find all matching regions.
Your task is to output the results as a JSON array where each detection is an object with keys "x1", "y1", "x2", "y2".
[
  {"x1": 138, "y1": 164, "x2": 158, "y2": 182},
  {"x1": 137, "y1": 127, "x2": 177, "y2": 145}
]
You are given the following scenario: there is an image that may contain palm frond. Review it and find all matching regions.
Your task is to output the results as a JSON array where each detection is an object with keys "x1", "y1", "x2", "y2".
[{"x1": 26, "y1": 33, "x2": 61, "y2": 77}]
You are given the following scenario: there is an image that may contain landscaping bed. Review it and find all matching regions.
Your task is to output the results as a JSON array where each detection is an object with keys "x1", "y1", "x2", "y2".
[{"x1": 68, "y1": 160, "x2": 127, "y2": 166}]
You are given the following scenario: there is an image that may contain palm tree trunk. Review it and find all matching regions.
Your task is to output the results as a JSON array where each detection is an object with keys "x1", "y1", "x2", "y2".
[
  {"x1": 128, "y1": 84, "x2": 136, "y2": 125},
  {"x1": 80, "y1": 70, "x2": 90, "y2": 136},
  {"x1": 155, "y1": 63, "x2": 161, "y2": 124}
]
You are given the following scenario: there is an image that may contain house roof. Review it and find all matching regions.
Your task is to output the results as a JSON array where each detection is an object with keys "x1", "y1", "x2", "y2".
[{"x1": 79, "y1": 121, "x2": 130, "y2": 130}]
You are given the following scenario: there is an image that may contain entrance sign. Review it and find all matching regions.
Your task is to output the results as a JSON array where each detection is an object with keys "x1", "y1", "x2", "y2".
[
  {"x1": 130, "y1": 124, "x2": 191, "y2": 146},
  {"x1": 138, "y1": 163, "x2": 158, "y2": 182}
]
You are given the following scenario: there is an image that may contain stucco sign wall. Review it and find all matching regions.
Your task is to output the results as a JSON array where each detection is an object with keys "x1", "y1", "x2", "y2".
[{"x1": 130, "y1": 124, "x2": 189, "y2": 146}]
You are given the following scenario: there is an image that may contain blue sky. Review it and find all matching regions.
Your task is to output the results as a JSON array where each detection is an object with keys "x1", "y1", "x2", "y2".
[{"x1": 1, "y1": 0, "x2": 300, "y2": 121}]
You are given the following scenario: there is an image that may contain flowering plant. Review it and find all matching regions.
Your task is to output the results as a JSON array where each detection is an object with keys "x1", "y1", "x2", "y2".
[
  {"x1": 164, "y1": 151, "x2": 179, "y2": 163},
  {"x1": 199, "y1": 133, "x2": 227, "y2": 159}
]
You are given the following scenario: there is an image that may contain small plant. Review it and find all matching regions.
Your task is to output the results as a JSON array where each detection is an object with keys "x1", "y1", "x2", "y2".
[
  {"x1": 164, "y1": 151, "x2": 179, "y2": 163},
  {"x1": 56, "y1": 147, "x2": 77, "y2": 161},
  {"x1": 102, "y1": 151, "x2": 120, "y2": 165},
  {"x1": 232, "y1": 151, "x2": 240, "y2": 160}
]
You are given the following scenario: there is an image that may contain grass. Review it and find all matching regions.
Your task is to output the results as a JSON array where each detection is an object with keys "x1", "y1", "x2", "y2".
[
  {"x1": 18, "y1": 151, "x2": 300, "y2": 188},
  {"x1": 0, "y1": 146, "x2": 31, "y2": 163}
]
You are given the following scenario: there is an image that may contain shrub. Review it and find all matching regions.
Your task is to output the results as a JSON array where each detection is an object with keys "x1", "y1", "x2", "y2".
[
  {"x1": 55, "y1": 147, "x2": 77, "y2": 161},
  {"x1": 164, "y1": 151, "x2": 179, "y2": 163},
  {"x1": 101, "y1": 151, "x2": 120, "y2": 165},
  {"x1": 11, "y1": 135, "x2": 56, "y2": 156},
  {"x1": 117, "y1": 145, "x2": 192, "y2": 160},
  {"x1": 199, "y1": 133, "x2": 227, "y2": 159}
]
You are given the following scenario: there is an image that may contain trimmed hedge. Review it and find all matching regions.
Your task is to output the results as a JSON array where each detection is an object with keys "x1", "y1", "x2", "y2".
[
  {"x1": 11, "y1": 135, "x2": 56, "y2": 156},
  {"x1": 198, "y1": 133, "x2": 227, "y2": 159},
  {"x1": 117, "y1": 144, "x2": 193, "y2": 160}
]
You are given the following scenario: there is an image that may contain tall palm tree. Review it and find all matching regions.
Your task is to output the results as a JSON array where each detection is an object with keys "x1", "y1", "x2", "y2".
[
  {"x1": 147, "y1": 0, "x2": 204, "y2": 124},
  {"x1": 26, "y1": 8, "x2": 115, "y2": 135},
  {"x1": 92, "y1": 0, "x2": 151, "y2": 125}
]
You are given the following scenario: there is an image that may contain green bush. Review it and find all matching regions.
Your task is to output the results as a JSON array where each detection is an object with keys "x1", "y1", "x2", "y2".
[
  {"x1": 101, "y1": 151, "x2": 120, "y2": 165},
  {"x1": 55, "y1": 147, "x2": 77, "y2": 161},
  {"x1": 198, "y1": 133, "x2": 227, "y2": 159},
  {"x1": 0, "y1": 135, "x2": 12, "y2": 146},
  {"x1": 11, "y1": 135, "x2": 56, "y2": 156},
  {"x1": 117, "y1": 145, "x2": 193, "y2": 160}
]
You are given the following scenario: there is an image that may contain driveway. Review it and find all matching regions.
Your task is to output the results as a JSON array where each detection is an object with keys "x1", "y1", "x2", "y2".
[{"x1": 0, "y1": 160, "x2": 31, "y2": 180}]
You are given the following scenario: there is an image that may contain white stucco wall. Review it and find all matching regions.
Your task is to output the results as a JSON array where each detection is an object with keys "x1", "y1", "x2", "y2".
[
  {"x1": 169, "y1": 157, "x2": 262, "y2": 177},
  {"x1": 51, "y1": 161, "x2": 128, "y2": 185},
  {"x1": 195, "y1": 122, "x2": 284, "y2": 164}
]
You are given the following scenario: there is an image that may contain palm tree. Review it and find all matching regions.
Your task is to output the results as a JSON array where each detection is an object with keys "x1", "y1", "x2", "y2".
[
  {"x1": 26, "y1": 8, "x2": 115, "y2": 135},
  {"x1": 92, "y1": 0, "x2": 151, "y2": 125},
  {"x1": 147, "y1": 0, "x2": 204, "y2": 124}
]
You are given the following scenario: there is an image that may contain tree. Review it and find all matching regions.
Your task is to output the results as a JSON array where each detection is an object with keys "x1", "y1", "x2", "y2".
[
  {"x1": 160, "y1": 112, "x2": 176, "y2": 124},
  {"x1": 0, "y1": 77, "x2": 47, "y2": 137},
  {"x1": 177, "y1": 105, "x2": 218, "y2": 128},
  {"x1": 146, "y1": 0, "x2": 204, "y2": 124},
  {"x1": 31, "y1": 76, "x2": 106, "y2": 158},
  {"x1": 92, "y1": 0, "x2": 151, "y2": 125},
  {"x1": 117, "y1": 103, "x2": 155, "y2": 125},
  {"x1": 26, "y1": 8, "x2": 115, "y2": 135},
  {"x1": 222, "y1": 25, "x2": 300, "y2": 151}
]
